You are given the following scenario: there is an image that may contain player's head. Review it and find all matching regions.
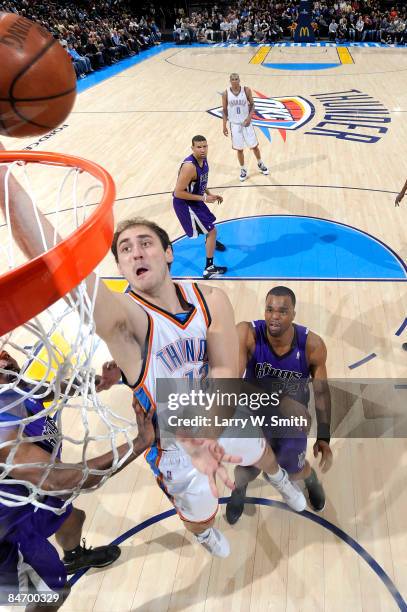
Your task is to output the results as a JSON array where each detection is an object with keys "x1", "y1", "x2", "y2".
[
  {"x1": 111, "y1": 218, "x2": 173, "y2": 292},
  {"x1": 230, "y1": 73, "x2": 240, "y2": 86},
  {"x1": 0, "y1": 350, "x2": 20, "y2": 384},
  {"x1": 191, "y1": 135, "x2": 208, "y2": 160},
  {"x1": 264, "y1": 286, "x2": 296, "y2": 337}
]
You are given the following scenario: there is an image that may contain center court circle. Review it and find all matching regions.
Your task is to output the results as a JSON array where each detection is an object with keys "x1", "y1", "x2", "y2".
[{"x1": 171, "y1": 215, "x2": 407, "y2": 281}]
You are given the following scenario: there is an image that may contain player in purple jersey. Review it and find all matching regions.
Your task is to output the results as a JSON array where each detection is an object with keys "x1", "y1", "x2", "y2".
[
  {"x1": 0, "y1": 351, "x2": 155, "y2": 609},
  {"x1": 173, "y1": 135, "x2": 228, "y2": 279},
  {"x1": 226, "y1": 286, "x2": 333, "y2": 524}
]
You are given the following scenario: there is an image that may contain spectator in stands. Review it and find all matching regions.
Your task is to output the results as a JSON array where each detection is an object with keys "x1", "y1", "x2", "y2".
[
  {"x1": 84, "y1": 35, "x2": 105, "y2": 68},
  {"x1": 111, "y1": 29, "x2": 132, "y2": 57},
  {"x1": 240, "y1": 23, "x2": 253, "y2": 43},
  {"x1": 204, "y1": 19, "x2": 214, "y2": 42},
  {"x1": 2, "y1": 0, "x2": 406, "y2": 75},
  {"x1": 356, "y1": 15, "x2": 364, "y2": 41},
  {"x1": 228, "y1": 26, "x2": 239, "y2": 42},
  {"x1": 64, "y1": 41, "x2": 93, "y2": 79},
  {"x1": 220, "y1": 16, "x2": 231, "y2": 41},
  {"x1": 328, "y1": 18, "x2": 338, "y2": 40}
]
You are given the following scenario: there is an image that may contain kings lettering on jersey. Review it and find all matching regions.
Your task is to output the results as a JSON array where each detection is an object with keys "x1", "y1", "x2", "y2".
[
  {"x1": 245, "y1": 321, "x2": 311, "y2": 405},
  {"x1": 255, "y1": 363, "x2": 303, "y2": 381}
]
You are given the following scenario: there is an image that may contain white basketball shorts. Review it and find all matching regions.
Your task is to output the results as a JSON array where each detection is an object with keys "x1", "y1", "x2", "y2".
[
  {"x1": 158, "y1": 435, "x2": 265, "y2": 523},
  {"x1": 230, "y1": 121, "x2": 258, "y2": 150}
]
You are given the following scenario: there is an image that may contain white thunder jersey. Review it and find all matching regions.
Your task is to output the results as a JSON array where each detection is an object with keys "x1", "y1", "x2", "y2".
[
  {"x1": 227, "y1": 86, "x2": 250, "y2": 124},
  {"x1": 127, "y1": 282, "x2": 210, "y2": 458}
]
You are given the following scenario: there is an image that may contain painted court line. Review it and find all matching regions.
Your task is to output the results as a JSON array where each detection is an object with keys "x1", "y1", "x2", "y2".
[
  {"x1": 68, "y1": 498, "x2": 407, "y2": 611},
  {"x1": 395, "y1": 318, "x2": 407, "y2": 336},
  {"x1": 337, "y1": 46, "x2": 354, "y2": 64},
  {"x1": 250, "y1": 45, "x2": 271, "y2": 64},
  {"x1": 348, "y1": 353, "x2": 377, "y2": 369}
]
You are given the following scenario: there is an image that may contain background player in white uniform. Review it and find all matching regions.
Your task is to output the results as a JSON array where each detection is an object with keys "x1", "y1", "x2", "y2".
[
  {"x1": 1, "y1": 147, "x2": 306, "y2": 560},
  {"x1": 222, "y1": 73, "x2": 269, "y2": 182}
]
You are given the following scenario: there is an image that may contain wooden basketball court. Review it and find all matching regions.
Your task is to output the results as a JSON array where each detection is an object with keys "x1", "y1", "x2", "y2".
[{"x1": 4, "y1": 42, "x2": 407, "y2": 611}]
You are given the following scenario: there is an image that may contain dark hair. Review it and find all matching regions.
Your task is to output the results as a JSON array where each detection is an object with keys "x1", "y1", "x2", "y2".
[
  {"x1": 266, "y1": 286, "x2": 296, "y2": 307},
  {"x1": 111, "y1": 217, "x2": 172, "y2": 263},
  {"x1": 192, "y1": 134, "x2": 207, "y2": 145}
]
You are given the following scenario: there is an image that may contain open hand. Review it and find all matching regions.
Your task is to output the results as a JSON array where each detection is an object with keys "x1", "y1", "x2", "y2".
[{"x1": 178, "y1": 437, "x2": 242, "y2": 497}]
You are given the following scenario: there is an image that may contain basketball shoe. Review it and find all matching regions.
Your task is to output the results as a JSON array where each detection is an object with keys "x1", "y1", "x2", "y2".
[
  {"x1": 263, "y1": 469, "x2": 307, "y2": 512},
  {"x1": 258, "y1": 161, "x2": 269, "y2": 175},
  {"x1": 63, "y1": 538, "x2": 121, "y2": 574},
  {"x1": 205, "y1": 237, "x2": 226, "y2": 252},
  {"x1": 225, "y1": 483, "x2": 247, "y2": 525},
  {"x1": 203, "y1": 265, "x2": 227, "y2": 279},
  {"x1": 240, "y1": 168, "x2": 248, "y2": 182},
  {"x1": 195, "y1": 527, "x2": 230, "y2": 558},
  {"x1": 304, "y1": 468, "x2": 326, "y2": 511}
]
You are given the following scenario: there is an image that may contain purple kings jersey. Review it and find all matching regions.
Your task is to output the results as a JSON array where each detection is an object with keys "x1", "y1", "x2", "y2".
[
  {"x1": 180, "y1": 154, "x2": 209, "y2": 197},
  {"x1": 0, "y1": 388, "x2": 61, "y2": 503},
  {"x1": 0, "y1": 389, "x2": 60, "y2": 457},
  {"x1": 245, "y1": 321, "x2": 311, "y2": 405}
]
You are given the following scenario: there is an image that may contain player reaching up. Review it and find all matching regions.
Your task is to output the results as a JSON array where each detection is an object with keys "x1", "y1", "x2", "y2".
[{"x1": 0, "y1": 143, "x2": 306, "y2": 564}]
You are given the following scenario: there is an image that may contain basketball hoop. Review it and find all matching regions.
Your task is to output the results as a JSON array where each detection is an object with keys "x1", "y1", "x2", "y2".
[
  {"x1": 0, "y1": 151, "x2": 115, "y2": 337},
  {"x1": 0, "y1": 151, "x2": 137, "y2": 514}
]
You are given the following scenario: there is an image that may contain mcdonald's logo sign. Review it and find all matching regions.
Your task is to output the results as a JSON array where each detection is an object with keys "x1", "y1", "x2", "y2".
[{"x1": 300, "y1": 27, "x2": 309, "y2": 37}]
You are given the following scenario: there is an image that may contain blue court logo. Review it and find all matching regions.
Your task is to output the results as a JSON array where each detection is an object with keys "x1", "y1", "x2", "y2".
[
  {"x1": 208, "y1": 88, "x2": 391, "y2": 145},
  {"x1": 208, "y1": 91, "x2": 315, "y2": 141}
]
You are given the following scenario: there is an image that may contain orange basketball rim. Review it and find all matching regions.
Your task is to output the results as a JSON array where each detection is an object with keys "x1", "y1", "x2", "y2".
[{"x1": 0, "y1": 151, "x2": 116, "y2": 337}]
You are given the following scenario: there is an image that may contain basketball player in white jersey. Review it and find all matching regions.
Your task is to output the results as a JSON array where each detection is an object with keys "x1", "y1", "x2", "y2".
[
  {"x1": 0, "y1": 146, "x2": 306, "y2": 560},
  {"x1": 222, "y1": 73, "x2": 269, "y2": 182}
]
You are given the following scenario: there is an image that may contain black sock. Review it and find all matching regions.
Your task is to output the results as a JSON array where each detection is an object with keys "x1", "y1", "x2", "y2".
[
  {"x1": 63, "y1": 544, "x2": 82, "y2": 559},
  {"x1": 206, "y1": 257, "x2": 213, "y2": 268}
]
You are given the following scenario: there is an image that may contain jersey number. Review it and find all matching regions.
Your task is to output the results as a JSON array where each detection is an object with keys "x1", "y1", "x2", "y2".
[
  {"x1": 184, "y1": 363, "x2": 209, "y2": 380},
  {"x1": 236, "y1": 107, "x2": 241, "y2": 114}
]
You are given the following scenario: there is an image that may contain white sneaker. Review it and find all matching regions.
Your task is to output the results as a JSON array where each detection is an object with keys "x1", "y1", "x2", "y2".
[
  {"x1": 258, "y1": 161, "x2": 269, "y2": 175},
  {"x1": 263, "y1": 470, "x2": 306, "y2": 512},
  {"x1": 239, "y1": 168, "x2": 248, "y2": 182},
  {"x1": 195, "y1": 527, "x2": 230, "y2": 558}
]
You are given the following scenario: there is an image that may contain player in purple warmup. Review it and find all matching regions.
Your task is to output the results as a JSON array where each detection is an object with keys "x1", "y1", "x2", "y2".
[
  {"x1": 0, "y1": 351, "x2": 154, "y2": 610},
  {"x1": 173, "y1": 135, "x2": 227, "y2": 279},
  {"x1": 226, "y1": 286, "x2": 333, "y2": 524}
]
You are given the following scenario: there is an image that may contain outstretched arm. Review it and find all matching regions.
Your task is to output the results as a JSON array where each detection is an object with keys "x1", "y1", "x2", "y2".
[
  {"x1": 0, "y1": 143, "x2": 148, "y2": 383},
  {"x1": 0, "y1": 403, "x2": 155, "y2": 492}
]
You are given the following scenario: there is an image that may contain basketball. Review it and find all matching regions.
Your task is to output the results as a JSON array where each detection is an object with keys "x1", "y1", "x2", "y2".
[{"x1": 0, "y1": 12, "x2": 76, "y2": 138}]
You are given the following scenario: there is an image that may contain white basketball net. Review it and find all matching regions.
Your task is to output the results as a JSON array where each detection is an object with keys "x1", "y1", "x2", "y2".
[{"x1": 0, "y1": 157, "x2": 135, "y2": 514}]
